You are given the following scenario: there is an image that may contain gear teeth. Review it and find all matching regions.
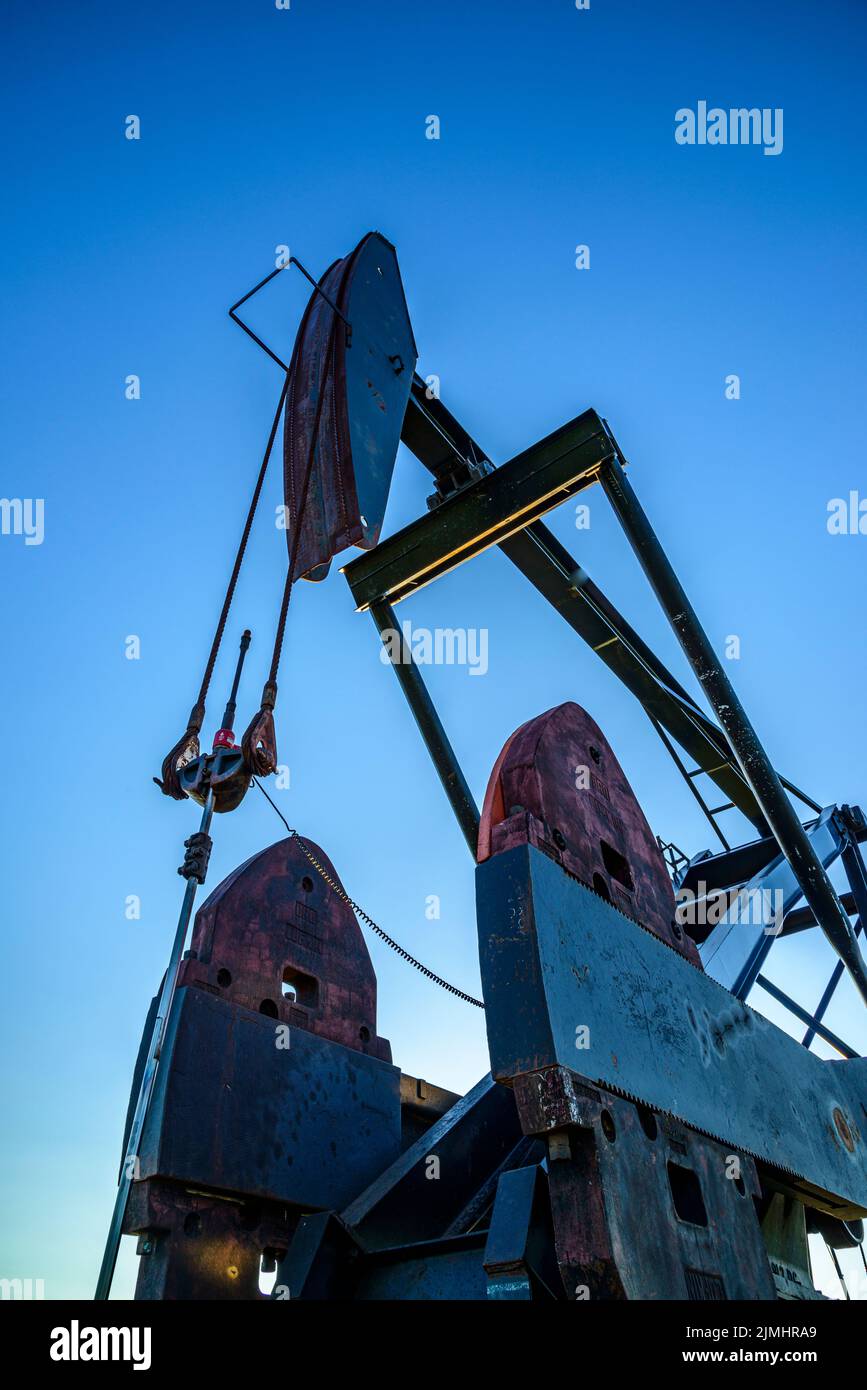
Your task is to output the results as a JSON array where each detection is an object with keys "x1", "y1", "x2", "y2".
[
  {"x1": 548, "y1": 863, "x2": 808, "y2": 1184},
  {"x1": 558, "y1": 857, "x2": 777, "y2": 1036},
  {"x1": 558, "y1": 859, "x2": 705, "y2": 972},
  {"x1": 592, "y1": 1074, "x2": 801, "y2": 1182}
]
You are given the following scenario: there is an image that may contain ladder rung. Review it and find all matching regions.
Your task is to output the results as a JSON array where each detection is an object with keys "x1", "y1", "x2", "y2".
[{"x1": 689, "y1": 761, "x2": 733, "y2": 779}]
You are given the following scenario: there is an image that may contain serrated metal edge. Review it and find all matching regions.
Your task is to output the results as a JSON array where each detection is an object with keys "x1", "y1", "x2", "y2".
[
  {"x1": 554, "y1": 853, "x2": 784, "y2": 1035},
  {"x1": 545, "y1": 854, "x2": 851, "y2": 1190},
  {"x1": 588, "y1": 1072, "x2": 802, "y2": 1183}
]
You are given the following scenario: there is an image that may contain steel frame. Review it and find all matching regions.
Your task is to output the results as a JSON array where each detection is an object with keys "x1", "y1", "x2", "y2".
[
  {"x1": 224, "y1": 253, "x2": 867, "y2": 1047},
  {"x1": 343, "y1": 375, "x2": 867, "y2": 1031},
  {"x1": 345, "y1": 408, "x2": 611, "y2": 609}
]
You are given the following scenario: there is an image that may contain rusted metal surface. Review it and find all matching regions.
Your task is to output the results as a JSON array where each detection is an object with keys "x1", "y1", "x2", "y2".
[
  {"x1": 284, "y1": 230, "x2": 416, "y2": 581},
  {"x1": 478, "y1": 700, "x2": 699, "y2": 964},
  {"x1": 398, "y1": 1073, "x2": 461, "y2": 1149},
  {"x1": 520, "y1": 1072, "x2": 776, "y2": 1300},
  {"x1": 121, "y1": 698, "x2": 867, "y2": 1299},
  {"x1": 476, "y1": 843, "x2": 867, "y2": 1216},
  {"x1": 121, "y1": 985, "x2": 404, "y2": 1296},
  {"x1": 121, "y1": 835, "x2": 406, "y2": 1297},
  {"x1": 124, "y1": 1177, "x2": 296, "y2": 1301},
  {"x1": 132, "y1": 986, "x2": 401, "y2": 1208},
  {"x1": 179, "y1": 834, "x2": 391, "y2": 1060},
  {"x1": 177, "y1": 745, "x2": 250, "y2": 814}
]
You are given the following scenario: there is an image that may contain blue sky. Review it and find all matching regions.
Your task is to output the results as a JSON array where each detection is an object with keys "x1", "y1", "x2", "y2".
[{"x1": 2, "y1": 0, "x2": 866, "y2": 1300}]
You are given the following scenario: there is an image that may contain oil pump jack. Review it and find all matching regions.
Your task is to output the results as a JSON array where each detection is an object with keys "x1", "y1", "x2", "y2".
[{"x1": 96, "y1": 232, "x2": 867, "y2": 1302}]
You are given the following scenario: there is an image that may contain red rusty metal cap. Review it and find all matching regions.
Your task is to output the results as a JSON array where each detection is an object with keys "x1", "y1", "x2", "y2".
[
  {"x1": 283, "y1": 231, "x2": 417, "y2": 582},
  {"x1": 179, "y1": 835, "x2": 392, "y2": 1060},
  {"x1": 478, "y1": 702, "x2": 701, "y2": 967}
]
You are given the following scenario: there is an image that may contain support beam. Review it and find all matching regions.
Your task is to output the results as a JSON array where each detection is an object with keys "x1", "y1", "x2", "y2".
[
  {"x1": 369, "y1": 599, "x2": 480, "y2": 856},
  {"x1": 497, "y1": 523, "x2": 769, "y2": 831},
  {"x1": 803, "y1": 842, "x2": 867, "y2": 1048},
  {"x1": 398, "y1": 383, "x2": 771, "y2": 832},
  {"x1": 755, "y1": 975, "x2": 857, "y2": 1059},
  {"x1": 678, "y1": 813, "x2": 867, "y2": 902},
  {"x1": 96, "y1": 787, "x2": 217, "y2": 1299},
  {"x1": 782, "y1": 891, "x2": 858, "y2": 937},
  {"x1": 346, "y1": 409, "x2": 611, "y2": 611},
  {"x1": 697, "y1": 812, "x2": 844, "y2": 995},
  {"x1": 598, "y1": 454, "x2": 867, "y2": 1007}
]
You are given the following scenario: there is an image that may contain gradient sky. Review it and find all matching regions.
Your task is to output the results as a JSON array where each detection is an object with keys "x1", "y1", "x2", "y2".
[{"x1": 2, "y1": 0, "x2": 866, "y2": 1300}]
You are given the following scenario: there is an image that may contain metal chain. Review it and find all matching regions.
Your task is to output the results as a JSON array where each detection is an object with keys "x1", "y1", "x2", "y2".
[{"x1": 253, "y1": 779, "x2": 484, "y2": 1008}]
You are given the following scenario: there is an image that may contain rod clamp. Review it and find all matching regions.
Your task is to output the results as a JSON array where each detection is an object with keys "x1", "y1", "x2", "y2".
[{"x1": 178, "y1": 831, "x2": 213, "y2": 884}]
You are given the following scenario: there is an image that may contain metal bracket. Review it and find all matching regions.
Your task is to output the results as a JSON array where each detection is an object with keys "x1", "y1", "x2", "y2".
[{"x1": 228, "y1": 254, "x2": 352, "y2": 372}]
